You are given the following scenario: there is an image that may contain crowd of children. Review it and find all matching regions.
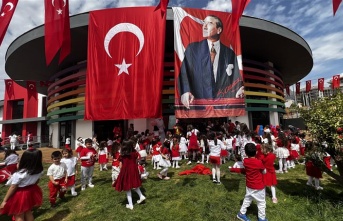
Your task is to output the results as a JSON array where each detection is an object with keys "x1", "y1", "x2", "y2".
[{"x1": 0, "y1": 121, "x2": 334, "y2": 220}]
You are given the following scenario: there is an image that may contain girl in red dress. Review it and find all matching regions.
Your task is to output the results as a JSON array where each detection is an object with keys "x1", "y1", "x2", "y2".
[
  {"x1": 305, "y1": 141, "x2": 323, "y2": 190},
  {"x1": 0, "y1": 149, "x2": 19, "y2": 175},
  {"x1": 261, "y1": 143, "x2": 278, "y2": 204},
  {"x1": 0, "y1": 148, "x2": 44, "y2": 220},
  {"x1": 98, "y1": 141, "x2": 108, "y2": 171},
  {"x1": 171, "y1": 137, "x2": 181, "y2": 168},
  {"x1": 113, "y1": 140, "x2": 146, "y2": 210},
  {"x1": 186, "y1": 125, "x2": 200, "y2": 165}
]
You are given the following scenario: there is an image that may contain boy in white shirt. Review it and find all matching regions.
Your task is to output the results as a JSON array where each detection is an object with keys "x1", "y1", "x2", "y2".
[{"x1": 47, "y1": 151, "x2": 68, "y2": 207}]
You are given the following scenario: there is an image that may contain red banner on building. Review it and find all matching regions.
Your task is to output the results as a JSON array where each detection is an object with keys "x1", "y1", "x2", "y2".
[
  {"x1": 306, "y1": 80, "x2": 311, "y2": 93},
  {"x1": 44, "y1": 0, "x2": 71, "y2": 65},
  {"x1": 173, "y1": 7, "x2": 245, "y2": 118},
  {"x1": 296, "y1": 82, "x2": 301, "y2": 94},
  {"x1": 85, "y1": 7, "x2": 166, "y2": 120},
  {"x1": 4, "y1": 79, "x2": 14, "y2": 98},
  {"x1": 0, "y1": 0, "x2": 18, "y2": 46},
  {"x1": 318, "y1": 78, "x2": 324, "y2": 91},
  {"x1": 26, "y1": 81, "x2": 37, "y2": 98},
  {"x1": 332, "y1": 74, "x2": 340, "y2": 89},
  {"x1": 285, "y1": 84, "x2": 290, "y2": 95}
]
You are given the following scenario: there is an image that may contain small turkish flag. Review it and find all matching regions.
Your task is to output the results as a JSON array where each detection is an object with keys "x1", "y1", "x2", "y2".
[
  {"x1": 285, "y1": 84, "x2": 290, "y2": 95},
  {"x1": 4, "y1": 79, "x2": 14, "y2": 98},
  {"x1": 306, "y1": 80, "x2": 311, "y2": 93},
  {"x1": 332, "y1": 75, "x2": 340, "y2": 89},
  {"x1": 318, "y1": 78, "x2": 324, "y2": 91},
  {"x1": 296, "y1": 82, "x2": 301, "y2": 94},
  {"x1": 0, "y1": 0, "x2": 18, "y2": 46}
]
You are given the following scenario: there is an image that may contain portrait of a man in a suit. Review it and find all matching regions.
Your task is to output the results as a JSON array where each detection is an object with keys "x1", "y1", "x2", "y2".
[{"x1": 178, "y1": 15, "x2": 244, "y2": 109}]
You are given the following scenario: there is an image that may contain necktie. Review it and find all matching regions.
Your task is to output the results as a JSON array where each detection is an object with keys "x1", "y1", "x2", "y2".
[{"x1": 210, "y1": 44, "x2": 216, "y2": 65}]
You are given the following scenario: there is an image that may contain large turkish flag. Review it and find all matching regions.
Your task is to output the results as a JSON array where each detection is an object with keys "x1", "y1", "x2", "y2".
[
  {"x1": 0, "y1": 0, "x2": 18, "y2": 46},
  {"x1": 85, "y1": 7, "x2": 166, "y2": 120}
]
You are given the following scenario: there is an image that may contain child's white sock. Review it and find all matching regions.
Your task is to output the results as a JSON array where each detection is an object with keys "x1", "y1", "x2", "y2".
[
  {"x1": 271, "y1": 186, "x2": 276, "y2": 199},
  {"x1": 126, "y1": 190, "x2": 133, "y2": 207},
  {"x1": 216, "y1": 167, "x2": 221, "y2": 183},
  {"x1": 212, "y1": 168, "x2": 216, "y2": 180}
]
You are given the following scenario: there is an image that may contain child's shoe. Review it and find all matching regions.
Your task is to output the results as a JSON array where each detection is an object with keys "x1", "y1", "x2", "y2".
[
  {"x1": 237, "y1": 212, "x2": 251, "y2": 221},
  {"x1": 272, "y1": 197, "x2": 278, "y2": 204},
  {"x1": 137, "y1": 196, "x2": 146, "y2": 204},
  {"x1": 125, "y1": 204, "x2": 133, "y2": 210},
  {"x1": 81, "y1": 185, "x2": 86, "y2": 191},
  {"x1": 276, "y1": 170, "x2": 283, "y2": 174},
  {"x1": 88, "y1": 183, "x2": 95, "y2": 188},
  {"x1": 306, "y1": 181, "x2": 313, "y2": 187},
  {"x1": 71, "y1": 191, "x2": 78, "y2": 196},
  {"x1": 315, "y1": 186, "x2": 323, "y2": 190},
  {"x1": 187, "y1": 161, "x2": 192, "y2": 165},
  {"x1": 258, "y1": 217, "x2": 268, "y2": 221}
]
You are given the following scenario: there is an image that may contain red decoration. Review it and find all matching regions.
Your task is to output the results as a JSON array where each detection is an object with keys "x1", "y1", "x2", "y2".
[
  {"x1": 154, "y1": 0, "x2": 169, "y2": 16},
  {"x1": 318, "y1": 78, "x2": 324, "y2": 91},
  {"x1": 296, "y1": 82, "x2": 301, "y2": 94},
  {"x1": 333, "y1": 0, "x2": 342, "y2": 15},
  {"x1": 26, "y1": 81, "x2": 37, "y2": 98},
  {"x1": 332, "y1": 75, "x2": 340, "y2": 89},
  {"x1": 85, "y1": 7, "x2": 165, "y2": 120},
  {"x1": 230, "y1": 0, "x2": 250, "y2": 49},
  {"x1": 0, "y1": 0, "x2": 18, "y2": 46},
  {"x1": 4, "y1": 79, "x2": 14, "y2": 98},
  {"x1": 44, "y1": 0, "x2": 71, "y2": 65},
  {"x1": 306, "y1": 80, "x2": 311, "y2": 93}
]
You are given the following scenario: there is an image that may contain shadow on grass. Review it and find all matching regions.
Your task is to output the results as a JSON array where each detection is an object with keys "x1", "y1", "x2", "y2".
[
  {"x1": 221, "y1": 177, "x2": 242, "y2": 192},
  {"x1": 37, "y1": 208, "x2": 70, "y2": 221},
  {"x1": 277, "y1": 178, "x2": 343, "y2": 205}
]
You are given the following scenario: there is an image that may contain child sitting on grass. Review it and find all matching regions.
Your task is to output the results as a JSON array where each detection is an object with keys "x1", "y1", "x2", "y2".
[{"x1": 237, "y1": 143, "x2": 268, "y2": 221}]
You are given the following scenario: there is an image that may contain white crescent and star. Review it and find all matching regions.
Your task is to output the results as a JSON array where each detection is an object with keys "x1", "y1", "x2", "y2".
[
  {"x1": 29, "y1": 84, "x2": 35, "y2": 89},
  {"x1": 1, "y1": 2, "x2": 14, "y2": 17},
  {"x1": 104, "y1": 23, "x2": 145, "y2": 75},
  {"x1": 52, "y1": 0, "x2": 66, "y2": 15}
]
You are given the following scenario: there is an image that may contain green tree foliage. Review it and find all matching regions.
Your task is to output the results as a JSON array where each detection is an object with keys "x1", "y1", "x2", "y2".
[{"x1": 299, "y1": 90, "x2": 343, "y2": 186}]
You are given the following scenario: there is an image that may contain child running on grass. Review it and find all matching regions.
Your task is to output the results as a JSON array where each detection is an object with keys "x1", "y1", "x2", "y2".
[
  {"x1": 237, "y1": 143, "x2": 268, "y2": 221},
  {"x1": 113, "y1": 139, "x2": 146, "y2": 210},
  {"x1": 79, "y1": 138, "x2": 98, "y2": 190},
  {"x1": 0, "y1": 149, "x2": 44, "y2": 221}
]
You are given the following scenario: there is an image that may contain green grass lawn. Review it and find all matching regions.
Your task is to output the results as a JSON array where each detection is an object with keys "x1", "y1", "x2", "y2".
[{"x1": 1, "y1": 160, "x2": 342, "y2": 221}]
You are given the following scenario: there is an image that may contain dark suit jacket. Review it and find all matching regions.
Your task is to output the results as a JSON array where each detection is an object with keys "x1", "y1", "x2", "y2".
[{"x1": 178, "y1": 39, "x2": 241, "y2": 99}]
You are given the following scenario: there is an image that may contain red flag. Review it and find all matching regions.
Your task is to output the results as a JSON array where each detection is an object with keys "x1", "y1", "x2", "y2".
[
  {"x1": 44, "y1": 0, "x2": 71, "y2": 65},
  {"x1": 230, "y1": 0, "x2": 250, "y2": 48},
  {"x1": 333, "y1": 0, "x2": 342, "y2": 15},
  {"x1": 154, "y1": 0, "x2": 169, "y2": 16},
  {"x1": 318, "y1": 78, "x2": 324, "y2": 91},
  {"x1": 306, "y1": 80, "x2": 311, "y2": 93},
  {"x1": 285, "y1": 84, "x2": 290, "y2": 95},
  {"x1": 0, "y1": 168, "x2": 11, "y2": 183},
  {"x1": 296, "y1": 82, "x2": 301, "y2": 94},
  {"x1": 0, "y1": 0, "x2": 18, "y2": 46},
  {"x1": 85, "y1": 7, "x2": 165, "y2": 120},
  {"x1": 4, "y1": 79, "x2": 14, "y2": 98},
  {"x1": 26, "y1": 81, "x2": 37, "y2": 98},
  {"x1": 332, "y1": 74, "x2": 340, "y2": 89}
]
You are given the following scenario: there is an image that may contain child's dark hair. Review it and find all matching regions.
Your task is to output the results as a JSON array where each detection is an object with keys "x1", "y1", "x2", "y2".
[
  {"x1": 84, "y1": 138, "x2": 92, "y2": 144},
  {"x1": 62, "y1": 148, "x2": 73, "y2": 157},
  {"x1": 111, "y1": 142, "x2": 121, "y2": 156},
  {"x1": 5, "y1": 149, "x2": 18, "y2": 159},
  {"x1": 234, "y1": 154, "x2": 242, "y2": 162},
  {"x1": 51, "y1": 151, "x2": 62, "y2": 159},
  {"x1": 99, "y1": 141, "x2": 107, "y2": 150},
  {"x1": 121, "y1": 139, "x2": 135, "y2": 156},
  {"x1": 18, "y1": 149, "x2": 43, "y2": 175},
  {"x1": 207, "y1": 132, "x2": 217, "y2": 145},
  {"x1": 245, "y1": 143, "x2": 257, "y2": 157},
  {"x1": 262, "y1": 143, "x2": 273, "y2": 154}
]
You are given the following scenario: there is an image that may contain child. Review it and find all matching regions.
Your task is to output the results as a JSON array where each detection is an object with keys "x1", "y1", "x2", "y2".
[
  {"x1": 79, "y1": 138, "x2": 98, "y2": 190},
  {"x1": 0, "y1": 149, "x2": 44, "y2": 220},
  {"x1": 305, "y1": 141, "x2": 323, "y2": 190},
  {"x1": 65, "y1": 137, "x2": 71, "y2": 149},
  {"x1": 61, "y1": 148, "x2": 78, "y2": 196},
  {"x1": 200, "y1": 134, "x2": 210, "y2": 164},
  {"x1": 157, "y1": 141, "x2": 171, "y2": 180},
  {"x1": 228, "y1": 155, "x2": 245, "y2": 174},
  {"x1": 138, "y1": 161, "x2": 149, "y2": 180},
  {"x1": 98, "y1": 141, "x2": 108, "y2": 171},
  {"x1": 107, "y1": 138, "x2": 113, "y2": 156},
  {"x1": 151, "y1": 140, "x2": 162, "y2": 170},
  {"x1": 75, "y1": 137, "x2": 85, "y2": 159},
  {"x1": 208, "y1": 132, "x2": 226, "y2": 184},
  {"x1": 275, "y1": 132, "x2": 290, "y2": 174},
  {"x1": 0, "y1": 149, "x2": 19, "y2": 174},
  {"x1": 111, "y1": 142, "x2": 121, "y2": 184},
  {"x1": 237, "y1": 143, "x2": 268, "y2": 221},
  {"x1": 113, "y1": 139, "x2": 146, "y2": 210},
  {"x1": 171, "y1": 137, "x2": 181, "y2": 168},
  {"x1": 47, "y1": 151, "x2": 68, "y2": 207},
  {"x1": 179, "y1": 134, "x2": 188, "y2": 160},
  {"x1": 261, "y1": 143, "x2": 278, "y2": 204},
  {"x1": 289, "y1": 137, "x2": 300, "y2": 169},
  {"x1": 186, "y1": 125, "x2": 200, "y2": 165}
]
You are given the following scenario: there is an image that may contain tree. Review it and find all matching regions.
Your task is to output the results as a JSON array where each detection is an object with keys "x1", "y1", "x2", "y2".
[{"x1": 299, "y1": 90, "x2": 343, "y2": 186}]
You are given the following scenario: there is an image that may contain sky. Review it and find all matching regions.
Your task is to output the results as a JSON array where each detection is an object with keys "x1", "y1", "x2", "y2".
[{"x1": 0, "y1": 0, "x2": 342, "y2": 99}]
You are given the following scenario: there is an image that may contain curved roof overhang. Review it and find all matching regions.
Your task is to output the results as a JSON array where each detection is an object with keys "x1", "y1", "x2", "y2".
[{"x1": 5, "y1": 8, "x2": 312, "y2": 95}]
